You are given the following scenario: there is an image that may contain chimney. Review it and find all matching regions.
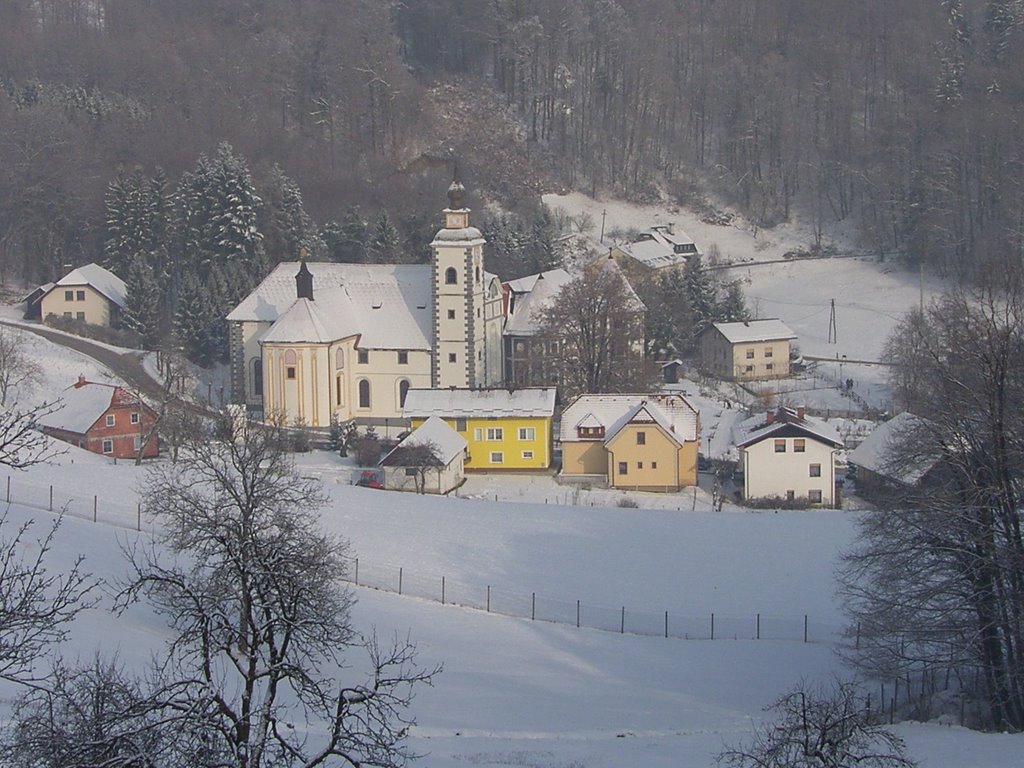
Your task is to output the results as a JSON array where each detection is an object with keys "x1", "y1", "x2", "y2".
[
  {"x1": 666, "y1": 222, "x2": 675, "y2": 235},
  {"x1": 75, "y1": 374, "x2": 87, "y2": 388},
  {"x1": 766, "y1": 410, "x2": 774, "y2": 425},
  {"x1": 796, "y1": 406, "x2": 805, "y2": 420},
  {"x1": 296, "y1": 259, "x2": 313, "y2": 301}
]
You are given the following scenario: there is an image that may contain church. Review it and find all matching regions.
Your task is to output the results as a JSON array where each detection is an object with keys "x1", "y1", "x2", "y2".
[{"x1": 226, "y1": 182, "x2": 509, "y2": 431}]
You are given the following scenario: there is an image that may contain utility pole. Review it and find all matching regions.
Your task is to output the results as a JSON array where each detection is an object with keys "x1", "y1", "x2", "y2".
[
  {"x1": 827, "y1": 298, "x2": 837, "y2": 344},
  {"x1": 600, "y1": 209, "x2": 607, "y2": 243}
]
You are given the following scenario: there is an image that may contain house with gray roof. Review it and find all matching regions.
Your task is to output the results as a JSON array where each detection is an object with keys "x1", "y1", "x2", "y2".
[
  {"x1": 38, "y1": 263, "x2": 127, "y2": 328},
  {"x1": 700, "y1": 319, "x2": 797, "y2": 380}
]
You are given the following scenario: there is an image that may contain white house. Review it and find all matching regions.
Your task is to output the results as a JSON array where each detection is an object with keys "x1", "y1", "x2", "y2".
[
  {"x1": 38, "y1": 263, "x2": 127, "y2": 327},
  {"x1": 701, "y1": 319, "x2": 797, "y2": 380},
  {"x1": 735, "y1": 406, "x2": 843, "y2": 507},
  {"x1": 379, "y1": 416, "x2": 467, "y2": 494}
]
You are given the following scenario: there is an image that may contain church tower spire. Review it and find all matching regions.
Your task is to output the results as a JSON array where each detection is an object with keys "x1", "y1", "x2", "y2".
[{"x1": 431, "y1": 179, "x2": 487, "y2": 389}]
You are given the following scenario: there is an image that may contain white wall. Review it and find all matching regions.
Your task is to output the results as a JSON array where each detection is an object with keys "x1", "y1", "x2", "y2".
[{"x1": 742, "y1": 435, "x2": 836, "y2": 506}]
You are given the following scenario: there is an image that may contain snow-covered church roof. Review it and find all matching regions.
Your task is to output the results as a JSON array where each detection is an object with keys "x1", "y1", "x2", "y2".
[{"x1": 228, "y1": 262, "x2": 433, "y2": 350}]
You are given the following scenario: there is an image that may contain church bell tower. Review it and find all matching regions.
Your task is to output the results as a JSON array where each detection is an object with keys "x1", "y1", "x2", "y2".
[{"x1": 432, "y1": 180, "x2": 486, "y2": 389}]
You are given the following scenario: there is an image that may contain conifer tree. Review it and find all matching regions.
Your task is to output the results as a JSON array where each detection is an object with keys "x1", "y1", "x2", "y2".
[
  {"x1": 121, "y1": 260, "x2": 164, "y2": 349},
  {"x1": 367, "y1": 209, "x2": 402, "y2": 263},
  {"x1": 260, "y1": 164, "x2": 324, "y2": 260},
  {"x1": 322, "y1": 206, "x2": 369, "y2": 263}
]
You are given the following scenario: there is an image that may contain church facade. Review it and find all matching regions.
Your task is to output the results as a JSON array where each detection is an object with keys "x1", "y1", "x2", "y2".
[{"x1": 226, "y1": 183, "x2": 505, "y2": 431}]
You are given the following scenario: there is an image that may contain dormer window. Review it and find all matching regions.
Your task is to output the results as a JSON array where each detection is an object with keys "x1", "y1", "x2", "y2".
[{"x1": 577, "y1": 425, "x2": 605, "y2": 439}]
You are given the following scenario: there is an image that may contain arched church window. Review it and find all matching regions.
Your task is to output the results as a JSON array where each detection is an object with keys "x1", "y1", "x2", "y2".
[
  {"x1": 398, "y1": 379, "x2": 410, "y2": 408},
  {"x1": 284, "y1": 349, "x2": 297, "y2": 365},
  {"x1": 358, "y1": 379, "x2": 371, "y2": 408},
  {"x1": 251, "y1": 358, "x2": 263, "y2": 397},
  {"x1": 475, "y1": 266, "x2": 480, "y2": 283},
  {"x1": 335, "y1": 348, "x2": 345, "y2": 370},
  {"x1": 445, "y1": 267, "x2": 458, "y2": 285}
]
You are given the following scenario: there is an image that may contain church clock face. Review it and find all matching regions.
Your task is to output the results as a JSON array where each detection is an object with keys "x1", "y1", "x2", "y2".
[{"x1": 515, "y1": 341, "x2": 525, "y2": 353}]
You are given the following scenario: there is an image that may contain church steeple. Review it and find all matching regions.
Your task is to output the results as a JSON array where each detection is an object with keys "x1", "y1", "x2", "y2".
[
  {"x1": 431, "y1": 179, "x2": 487, "y2": 389},
  {"x1": 295, "y1": 257, "x2": 313, "y2": 301}
]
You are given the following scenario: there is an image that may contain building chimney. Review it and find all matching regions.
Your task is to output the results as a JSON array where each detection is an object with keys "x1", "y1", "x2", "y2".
[
  {"x1": 766, "y1": 410, "x2": 774, "y2": 425},
  {"x1": 75, "y1": 374, "x2": 87, "y2": 388},
  {"x1": 796, "y1": 406, "x2": 805, "y2": 420},
  {"x1": 296, "y1": 259, "x2": 313, "y2": 301}
]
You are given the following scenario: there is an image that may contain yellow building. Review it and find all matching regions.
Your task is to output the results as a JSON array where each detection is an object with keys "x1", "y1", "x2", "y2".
[
  {"x1": 700, "y1": 319, "x2": 797, "y2": 381},
  {"x1": 560, "y1": 393, "x2": 700, "y2": 491},
  {"x1": 403, "y1": 387, "x2": 557, "y2": 471},
  {"x1": 39, "y1": 263, "x2": 126, "y2": 327}
]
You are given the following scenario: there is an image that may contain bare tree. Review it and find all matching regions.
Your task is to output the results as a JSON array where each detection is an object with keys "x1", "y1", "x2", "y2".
[
  {"x1": 0, "y1": 513, "x2": 95, "y2": 688},
  {"x1": 842, "y1": 279, "x2": 1024, "y2": 730},
  {"x1": 117, "y1": 415, "x2": 437, "y2": 768},
  {"x1": 538, "y1": 258, "x2": 647, "y2": 398},
  {"x1": 384, "y1": 441, "x2": 442, "y2": 494},
  {"x1": 0, "y1": 326, "x2": 42, "y2": 407},
  {"x1": 718, "y1": 680, "x2": 915, "y2": 768}
]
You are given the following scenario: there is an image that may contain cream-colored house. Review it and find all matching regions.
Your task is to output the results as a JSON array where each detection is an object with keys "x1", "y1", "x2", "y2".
[
  {"x1": 379, "y1": 416, "x2": 467, "y2": 494},
  {"x1": 39, "y1": 263, "x2": 126, "y2": 327},
  {"x1": 226, "y1": 183, "x2": 505, "y2": 432},
  {"x1": 559, "y1": 393, "x2": 700, "y2": 491},
  {"x1": 700, "y1": 319, "x2": 796, "y2": 380},
  {"x1": 735, "y1": 406, "x2": 843, "y2": 507}
]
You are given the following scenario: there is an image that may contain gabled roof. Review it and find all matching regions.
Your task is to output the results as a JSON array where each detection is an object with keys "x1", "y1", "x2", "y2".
[
  {"x1": 848, "y1": 412, "x2": 937, "y2": 485},
  {"x1": 403, "y1": 388, "x2": 557, "y2": 418},
  {"x1": 735, "y1": 407, "x2": 843, "y2": 449},
  {"x1": 605, "y1": 401, "x2": 685, "y2": 447},
  {"x1": 560, "y1": 393, "x2": 699, "y2": 443},
  {"x1": 710, "y1": 319, "x2": 796, "y2": 344},
  {"x1": 51, "y1": 263, "x2": 127, "y2": 307},
  {"x1": 504, "y1": 269, "x2": 573, "y2": 336},
  {"x1": 616, "y1": 239, "x2": 687, "y2": 270},
  {"x1": 379, "y1": 416, "x2": 467, "y2": 467},
  {"x1": 227, "y1": 262, "x2": 432, "y2": 350},
  {"x1": 37, "y1": 379, "x2": 147, "y2": 435}
]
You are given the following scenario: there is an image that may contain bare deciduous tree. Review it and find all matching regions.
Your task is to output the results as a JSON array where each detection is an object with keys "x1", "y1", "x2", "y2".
[
  {"x1": 0, "y1": 326, "x2": 42, "y2": 407},
  {"x1": 718, "y1": 680, "x2": 915, "y2": 768},
  {"x1": 117, "y1": 415, "x2": 437, "y2": 768}
]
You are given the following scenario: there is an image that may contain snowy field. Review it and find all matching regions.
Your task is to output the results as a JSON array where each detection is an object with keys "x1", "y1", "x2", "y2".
[{"x1": 1, "y1": 197, "x2": 1018, "y2": 765}]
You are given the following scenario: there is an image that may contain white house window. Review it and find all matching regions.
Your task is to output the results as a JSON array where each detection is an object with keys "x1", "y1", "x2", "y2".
[
  {"x1": 490, "y1": 451, "x2": 503, "y2": 464},
  {"x1": 809, "y1": 489, "x2": 823, "y2": 503},
  {"x1": 358, "y1": 349, "x2": 369, "y2": 364},
  {"x1": 744, "y1": 365, "x2": 754, "y2": 373},
  {"x1": 106, "y1": 414, "x2": 115, "y2": 427},
  {"x1": 745, "y1": 349, "x2": 755, "y2": 359},
  {"x1": 637, "y1": 461, "x2": 643, "y2": 469},
  {"x1": 786, "y1": 490, "x2": 795, "y2": 501},
  {"x1": 809, "y1": 463, "x2": 822, "y2": 477},
  {"x1": 456, "y1": 418, "x2": 467, "y2": 432},
  {"x1": 518, "y1": 427, "x2": 535, "y2": 441},
  {"x1": 636, "y1": 431, "x2": 646, "y2": 445},
  {"x1": 764, "y1": 348, "x2": 773, "y2": 358},
  {"x1": 474, "y1": 428, "x2": 482, "y2": 441},
  {"x1": 64, "y1": 290, "x2": 73, "y2": 301},
  {"x1": 133, "y1": 435, "x2": 142, "y2": 451},
  {"x1": 486, "y1": 428, "x2": 503, "y2": 441},
  {"x1": 522, "y1": 450, "x2": 534, "y2": 459},
  {"x1": 102, "y1": 439, "x2": 113, "y2": 454},
  {"x1": 618, "y1": 462, "x2": 628, "y2": 475},
  {"x1": 358, "y1": 379, "x2": 371, "y2": 408},
  {"x1": 131, "y1": 412, "x2": 140, "y2": 424},
  {"x1": 286, "y1": 367, "x2": 296, "y2": 380},
  {"x1": 774, "y1": 439, "x2": 786, "y2": 452},
  {"x1": 76, "y1": 312, "x2": 85, "y2": 320},
  {"x1": 76, "y1": 290, "x2": 85, "y2": 301},
  {"x1": 398, "y1": 350, "x2": 408, "y2": 364},
  {"x1": 63, "y1": 312, "x2": 72, "y2": 318}
]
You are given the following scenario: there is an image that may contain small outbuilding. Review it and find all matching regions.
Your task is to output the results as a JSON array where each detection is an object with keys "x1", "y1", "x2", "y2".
[
  {"x1": 38, "y1": 375, "x2": 159, "y2": 459},
  {"x1": 379, "y1": 416, "x2": 467, "y2": 494}
]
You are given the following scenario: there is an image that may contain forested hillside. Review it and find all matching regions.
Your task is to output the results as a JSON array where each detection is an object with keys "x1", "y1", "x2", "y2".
[{"x1": 2, "y1": 0, "x2": 1022, "y2": 286}]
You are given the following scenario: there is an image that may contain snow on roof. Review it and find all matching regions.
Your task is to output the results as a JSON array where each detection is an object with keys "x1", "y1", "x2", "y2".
[
  {"x1": 403, "y1": 388, "x2": 557, "y2": 418},
  {"x1": 504, "y1": 269, "x2": 574, "y2": 336},
  {"x1": 711, "y1": 319, "x2": 797, "y2": 344},
  {"x1": 560, "y1": 393, "x2": 699, "y2": 443},
  {"x1": 617, "y1": 239, "x2": 687, "y2": 269},
  {"x1": 735, "y1": 407, "x2": 843, "y2": 449},
  {"x1": 431, "y1": 226, "x2": 485, "y2": 244},
  {"x1": 605, "y1": 401, "x2": 686, "y2": 447},
  {"x1": 37, "y1": 380, "x2": 124, "y2": 434},
  {"x1": 380, "y1": 416, "x2": 467, "y2": 467},
  {"x1": 53, "y1": 263, "x2": 127, "y2": 307},
  {"x1": 227, "y1": 262, "x2": 432, "y2": 350},
  {"x1": 848, "y1": 412, "x2": 936, "y2": 485}
]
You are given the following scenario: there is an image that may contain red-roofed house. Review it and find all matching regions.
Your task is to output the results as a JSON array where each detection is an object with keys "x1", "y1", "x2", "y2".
[{"x1": 38, "y1": 376, "x2": 159, "y2": 459}]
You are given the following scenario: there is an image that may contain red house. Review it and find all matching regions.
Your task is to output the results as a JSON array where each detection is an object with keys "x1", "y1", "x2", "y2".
[{"x1": 39, "y1": 376, "x2": 159, "y2": 459}]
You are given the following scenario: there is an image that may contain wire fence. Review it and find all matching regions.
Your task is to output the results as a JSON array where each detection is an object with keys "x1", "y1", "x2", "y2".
[
  {"x1": 2, "y1": 474, "x2": 839, "y2": 644},
  {"x1": 341, "y1": 554, "x2": 839, "y2": 644}
]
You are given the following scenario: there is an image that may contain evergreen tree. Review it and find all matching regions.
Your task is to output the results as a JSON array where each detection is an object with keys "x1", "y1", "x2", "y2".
[
  {"x1": 260, "y1": 164, "x2": 324, "y2": 260},
  {"x1": 121, "y1": 260, "x2": 164, "y2": 349},
  {"x1": 717, "y1": 281, "x2": 751, "y2": 323},
  {"x1": 683, "y1": 253, "x2": 717, "y2": 344},
  {"x1": 322, "y1": 206, "x2": 368, "y2": 263},
  {"x1": 104, "y1": 168, "x2": 170, "y2": 279},
  {"x1": 173, "y1": 272, "x2": 222, "y2": 366},
  {"x1": 527, "y1": 205, "x2": 559, "y2": 273},
  {"x1": 367, "y1": 209, "x2": 402, "y2": 263}
]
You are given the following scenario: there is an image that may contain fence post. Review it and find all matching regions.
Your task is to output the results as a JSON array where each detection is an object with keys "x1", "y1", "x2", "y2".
[
  {"x1": 93, "y1": 495, "x2": 97, "y2": 523},
  {"x1": 711, "y1": 612, "x2": 715, "y2": 640},
  {"x1": 399, "y1": 567, "x2": 403, "y2": 595},
  {"x1": 576, "y1": 599, "x2": 580, "y2": 628},
  {"x1": 757, "y1": 613, "x2": 761, "y2": 640},
  {"x1": 442, "y1": 576, "x2": 446, "y2": 605},
  {"x1": 531, "y1": 592, "x2": 535, "y2": 620},
  {"x1": 804, "y1": 614, "x2": 808, "y2": 643},
  {"x1": 664, "y1": 610, "x2": 668, "y2": 638},
  {"x1": 49, "y1": 485, "x2": 53, "y2": 512},
  {"x1": 5, "y1": 475, "x2": 9, "y2": 503},
  {"x1": 856, "y1": 621, "x2": 861, "y2": 649},
  {"x1": 620, "y1": 606, "x2": 625, "y2": 634},
  {"x1": 136, "y1": 503, "x2": 141, "y2": 532},
  {"x1": 486, "y1": 585, "x2": 490, "y2": 612},
  {"x1": 354, "y1": 558, "x2": 359, "y2": 585}
]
